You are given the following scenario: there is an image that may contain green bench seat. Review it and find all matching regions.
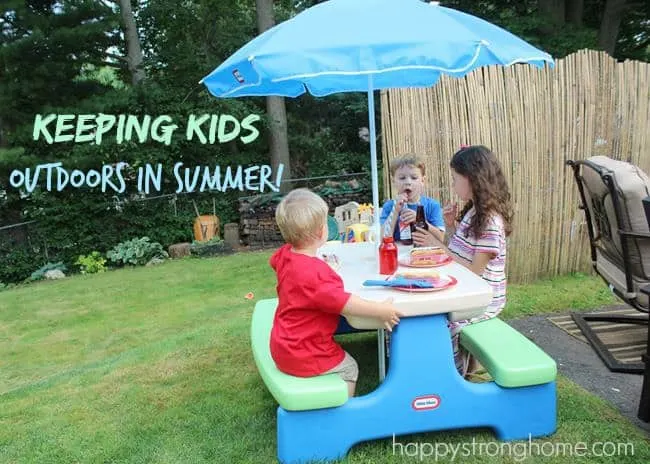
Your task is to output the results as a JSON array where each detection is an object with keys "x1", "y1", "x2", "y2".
[
  {"x1": 460, "y1": 317, "x2": 557, "y2": 388},
  {"x1": 250, "y1": 298, "x2": 349, "y2": 411}
]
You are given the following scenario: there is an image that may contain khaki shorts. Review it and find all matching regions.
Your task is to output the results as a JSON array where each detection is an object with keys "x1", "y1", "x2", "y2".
[{"x1": 323, "y1": 351, "x2": 359, "y2": 382}]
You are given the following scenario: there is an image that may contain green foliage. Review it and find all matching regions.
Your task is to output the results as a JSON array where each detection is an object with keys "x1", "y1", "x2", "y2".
[
  {"x1": 0, "y1": 281, "x2": 16, "y2": 292},
  {"x1": 0, "y1": 0, "x2": 372, "y2": 284},
  {"x1": 0, "y1": 0, "x2": 120, "y2": 130},
  {"x1": 286, "y1": 93, "x2": 375, "y2": 178},
  {"x1": 616, "y1": 7, "x2": 650, "y2": 62},
  {"x1": 29, "y1": 261, "x2": 67, "y2": 282},
  {"x1": 107, "y1": 237, "x2": 168, "y2": 266},
  {"x1": 443, "y1": 1, "x2": 601, "y2": 60},
  {"x1": 75, "y1": 251, "x2": 107, "y2": 274},
  {"x1": 0, "y1": 243, "x2": 40, "y2": 284},
  {"x1": 190, "y1": 236, "x2": 234, "y2": 257},
  {"x1": 495, "y1": 7, "x2": 598, "y2": 58},
  {"x1": 21, "y1": 187, "x2": 193, "y2": 264},
  {"x1": 191, "y1": 236, "x2": 224, "y2": 246}
]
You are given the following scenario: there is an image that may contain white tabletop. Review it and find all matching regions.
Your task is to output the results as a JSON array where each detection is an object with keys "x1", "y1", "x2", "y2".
[{"x1": 318, "y1": 241, "x2": 494, "y2": 329}]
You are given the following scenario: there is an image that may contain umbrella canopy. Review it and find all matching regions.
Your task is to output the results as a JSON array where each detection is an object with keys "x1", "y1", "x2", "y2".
[{"x1": 200, "y1": 0, "x2": 554, "y2": 226}]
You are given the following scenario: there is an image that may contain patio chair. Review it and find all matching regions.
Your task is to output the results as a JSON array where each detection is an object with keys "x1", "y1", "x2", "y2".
[{"x1": 566, "y1": 156, "x2": 650, "y2": 422}]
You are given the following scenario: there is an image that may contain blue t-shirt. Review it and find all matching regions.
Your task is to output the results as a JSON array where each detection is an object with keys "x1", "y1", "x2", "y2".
[{"x1": 380, "y1": 195, "x2": 445, "y2": 241}]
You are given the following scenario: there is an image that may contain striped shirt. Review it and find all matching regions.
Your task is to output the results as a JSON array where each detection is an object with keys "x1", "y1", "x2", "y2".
[{"x1": 448, "y1": 207, "x2": 507, "y2": 315}]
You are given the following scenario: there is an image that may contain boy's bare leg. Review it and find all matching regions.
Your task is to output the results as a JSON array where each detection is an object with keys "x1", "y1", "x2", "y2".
[{"x1": 346, "y1": 381, "x2": 356, "y2": 397}]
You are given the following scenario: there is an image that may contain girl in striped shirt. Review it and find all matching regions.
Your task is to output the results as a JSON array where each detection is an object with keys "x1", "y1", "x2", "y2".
[{"x1": 412, "y1": 145, "x2": 513, "y2": 378}]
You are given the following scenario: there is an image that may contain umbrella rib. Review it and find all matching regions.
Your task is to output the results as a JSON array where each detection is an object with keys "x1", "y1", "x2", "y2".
[
  {"x1": 269, "y1": 43, "x2": 482, "y2": 82},
  {"x1": 268, "y1": 43, "x2": 550, "y2": 83}
]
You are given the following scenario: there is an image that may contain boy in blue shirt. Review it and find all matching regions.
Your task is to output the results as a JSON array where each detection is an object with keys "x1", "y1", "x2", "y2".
[{"x1": 380, "y1": 153, "x2": 445, "y2": 243}]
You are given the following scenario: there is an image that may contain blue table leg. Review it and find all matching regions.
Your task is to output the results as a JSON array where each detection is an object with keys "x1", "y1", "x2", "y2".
[{"x1": 277, "y1": 314, "x2": 557, "y2": 464}]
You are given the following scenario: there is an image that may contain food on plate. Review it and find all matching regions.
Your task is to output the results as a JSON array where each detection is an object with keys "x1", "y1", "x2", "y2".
[
  {"x1": 409, "y1": 247, "x2": 447, "y2": 265},
  {"x1": 395, "y1": 268, "x2": 441, "y2": 281}
]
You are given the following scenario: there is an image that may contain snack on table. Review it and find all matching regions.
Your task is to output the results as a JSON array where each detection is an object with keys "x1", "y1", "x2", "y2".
[
  {"x1": 396, "y1": 268, "x2": 440, "y2": 281},
  {"x1": 409, "y1": 247, "x2": 447, "y2": 266}
]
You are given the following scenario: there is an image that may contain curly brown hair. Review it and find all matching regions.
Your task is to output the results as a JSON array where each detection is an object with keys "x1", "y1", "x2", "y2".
[{"x1": 450, "y1": 145, "x2": 513, "y2": 238}]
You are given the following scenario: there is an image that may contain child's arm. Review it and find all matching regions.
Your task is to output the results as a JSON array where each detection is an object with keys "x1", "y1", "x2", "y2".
[
  {"x1": 427, "y1": 200, "x2": 446, "y2": 242},
  {"x1": 443, "y1": 203, "x2": 458, "y2": 238},
  {"x1": 414, "y1": 231, "x2": 491, "y2": 275},
  {"x1": 467, "y1": 252, "x2": 493, "y2": 275},
  {"x1": 381, "y1": 195, "x2": 407, "y2": 238},
  {"x1": 413, "y1": 219, "x2": 499, "y2": 276},
  {"x1": 341, "y1": 296, "x2": 403, "y2": 331},
  {"x1": 467, "y1": 218, "x2": 502, "y2": 275}
]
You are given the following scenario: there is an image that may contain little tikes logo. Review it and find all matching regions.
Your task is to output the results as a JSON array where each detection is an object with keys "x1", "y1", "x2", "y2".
[
  {"x1": 411, "y1": 395, "x2": 441, "y2": 411},
  {"x1": 233, "y1": 69, "x2": 245, "y2": 83}
]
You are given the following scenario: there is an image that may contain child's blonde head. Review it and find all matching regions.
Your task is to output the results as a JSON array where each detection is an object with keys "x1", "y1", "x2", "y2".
[
  {"x1": 389, "y1": 153, "x2": 427, "y2": 177},
  {"x1": 275, "y1": 188, "x2": 328, "y2": 247}
]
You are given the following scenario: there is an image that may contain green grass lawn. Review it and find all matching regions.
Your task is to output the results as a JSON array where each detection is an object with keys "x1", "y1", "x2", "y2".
[{"x1": 1, "y1": 251, "x2": 647, "y2": 463}]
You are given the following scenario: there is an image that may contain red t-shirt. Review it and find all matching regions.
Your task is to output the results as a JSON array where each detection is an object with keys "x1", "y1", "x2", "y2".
[{"x1": 269, "y1": 244, "x2": 352, "y2": 377}]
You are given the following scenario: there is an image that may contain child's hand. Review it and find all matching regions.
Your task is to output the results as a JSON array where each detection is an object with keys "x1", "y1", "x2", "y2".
[
  {"x1": 396, "y1": 193, "x2": 409, "y2": 209},
  {"x1": 380, "y1": 297, "x2": 403, "y2": 332},
  {"x1": 443, "y1": 203, "x2": 458, "y2": 229},
  {"x1": 412, "y1": 224, "x2": 442, "y2": 247},
  {"x1": 399, "y1": 207, "x2": 416, "y2": 224}
]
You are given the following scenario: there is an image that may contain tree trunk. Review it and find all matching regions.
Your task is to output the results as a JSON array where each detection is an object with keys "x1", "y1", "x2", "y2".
[
  {"x1": 598, "y1": 0, "x2": 627, "y2": 56},
  {"x1": 119, "y1": 0, "x2": 145, "y2": 85},
  {"x1": 565, "y1": 0, "x2": 584, "y2": 26},
  {"x1": 539, "y1": 0, "x2": 566, "y2": 24},
  {"x1": 255, "y1": 0, "x2": 292, "y2": 192}
]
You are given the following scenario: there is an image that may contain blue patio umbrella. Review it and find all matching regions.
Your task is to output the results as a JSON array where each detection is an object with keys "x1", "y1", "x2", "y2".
[{"x1": 201, "y1": 0, "x2": 554, "y2": 228}]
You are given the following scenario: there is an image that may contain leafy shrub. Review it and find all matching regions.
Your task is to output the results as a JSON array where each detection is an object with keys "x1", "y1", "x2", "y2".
[
  {"x1": 29, "y1": 262, "x2": 67, "y2": 282},
  {"x1": 190, "y1": 237, "x2": 234, "y2": 258},
  {"x1": 0, "y1": 282, "x2": 16, "y2": 292},
  {"x1": 76, "y1": 251, "x2": 107, "y2": 274},
  {"x1": 191, "y1": 236, "x2": 224, "y2": 247},
  {"x1": 21, "y1": 191, "x2": 195, "y2": 271},
  {"x1": 107, "y1": 237, "x2": 168, "y2": 266},
  {"x1": 0, "y1": 244, "x2": 40, "y2": 284}
]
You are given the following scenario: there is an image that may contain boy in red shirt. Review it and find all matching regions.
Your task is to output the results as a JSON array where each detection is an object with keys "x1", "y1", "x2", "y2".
[{"x1": 270, "y1": 188, "x2": 403, "y2": 397}]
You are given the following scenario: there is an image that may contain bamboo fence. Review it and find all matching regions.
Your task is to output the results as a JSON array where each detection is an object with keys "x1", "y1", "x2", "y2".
[{"x1": 381, "y1": 49, "x2": 650, "y2": 283}]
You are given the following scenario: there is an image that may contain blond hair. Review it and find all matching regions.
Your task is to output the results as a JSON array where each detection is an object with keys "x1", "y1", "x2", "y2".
[
  {"x1": 389, "y1": 153, "x2": 426, "y2": 177},
  {"x1": 275, "y1": 188, "x2": 328, "y2": 247}
]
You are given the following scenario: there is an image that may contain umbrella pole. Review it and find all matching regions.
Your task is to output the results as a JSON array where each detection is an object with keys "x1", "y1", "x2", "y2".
[
  {"x1": 367, "y1": 82, "x2": 380, "y2": 228},
  {"x1": 368, "y1": 78, "x2": 387, "y2": 383}
]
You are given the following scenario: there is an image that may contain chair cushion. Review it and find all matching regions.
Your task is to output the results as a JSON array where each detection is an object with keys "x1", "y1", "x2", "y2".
[
  {"x1": 250, "y1": 299, "x2": 348, "y2": 411},
  {"x1": 460, "y1": 318, "x2": 557, "y2": 387},
  {"x1": 581, "y1": 156, "x2": 650, "y2": 281}
]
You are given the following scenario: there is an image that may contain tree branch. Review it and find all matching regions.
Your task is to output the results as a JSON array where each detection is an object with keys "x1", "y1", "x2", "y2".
[
  {"x1": 85, "y1": 60, "x2": 125, "y2": 70},
  {"x1": 105, "y1": 52, "x2": 128, "y2": 62},
  {"x1": 630, "y1": 37, "x2": 650, "y2": 50},
  {"x1": 98, "y1": 0, "x2": 119, "y2": 9}
]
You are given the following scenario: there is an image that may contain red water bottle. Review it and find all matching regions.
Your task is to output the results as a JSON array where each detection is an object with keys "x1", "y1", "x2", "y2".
[{"x1": 379, "y1": 236, "x2": 398, "y2": 275}]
